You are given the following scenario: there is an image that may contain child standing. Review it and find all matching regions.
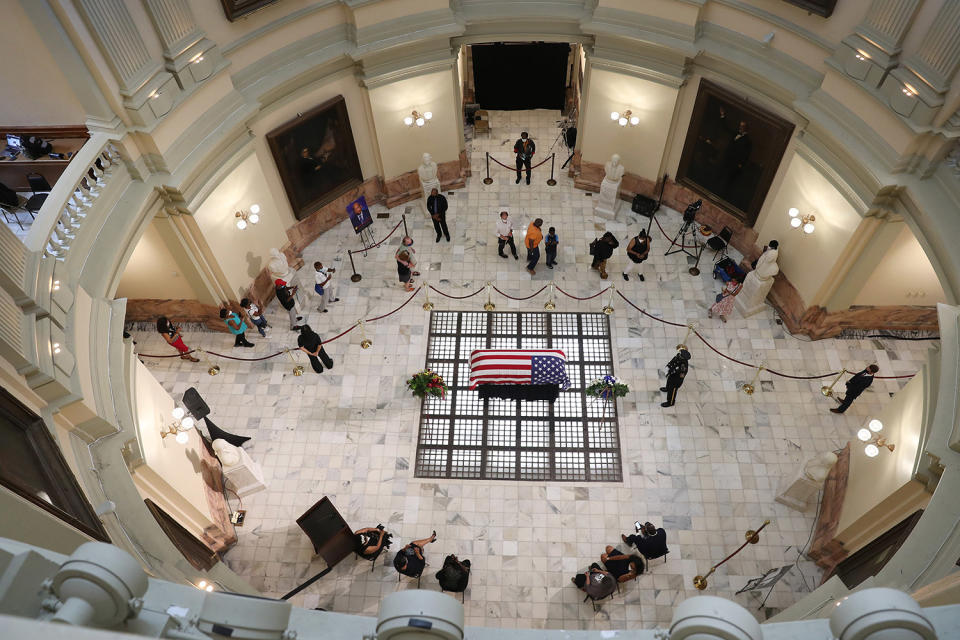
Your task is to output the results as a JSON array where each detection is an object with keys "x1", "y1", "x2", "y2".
[
  {"x1": 545, "y1": 226, "x2": 559, "y2": 269},
  {"x1": 241, "y1": 297, "x2": 269, "y2": 337}
]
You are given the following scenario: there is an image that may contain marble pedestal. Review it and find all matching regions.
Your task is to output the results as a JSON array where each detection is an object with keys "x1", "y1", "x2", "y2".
[
  {"x1": 222, "y1": 448, "x2": 268, "y2": 498},
  {"x1": 420, "y1": 180, "x2": 440, "y2": 215},
  {"x1": 735, "y1": 271, "x2": 775, "y2": 317},
  {"x1": 595, "y1": 179, "x2": 621, "y2": 220},
  {"x1": 775, "y1": 469, "x2": 822, "y2": 512}
]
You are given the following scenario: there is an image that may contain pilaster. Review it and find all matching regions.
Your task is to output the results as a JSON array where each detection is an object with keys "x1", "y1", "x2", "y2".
[
  {"x1": 75, "y1": 0, "x2": 180, "y2": 127},
  {"x1": 834, "y1": 0, "x2": 921, "y2": 88},
  {"x1": 881, "y1": 2, "x2": 960, "y2": 126},
  {"x1": 142, "y1": 0, "x2": 223, "y2": 92}
]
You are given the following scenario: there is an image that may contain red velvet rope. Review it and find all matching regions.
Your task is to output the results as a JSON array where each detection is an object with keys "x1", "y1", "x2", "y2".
[
  {"x1": 616, "y1": 291, "x2": 687, "y2": 328},
  {"x1": 365, "y1": 287, "x2": 422, "y2": 322},
  {"x1": 493, "y1": 284, "x2": 548, "y2": 300},
  {"x1": 653, "y1": 215, "x2": 700, "y2": 250},
  {"x1": 348, "y1": 218, "x2": 404, "y2": 255},
  {"x1": 429, "y1": 284, "x2": 486, "y2": 299},
  {"x1": 488, "y1": 153, "x2": 554, "y2": 172},
  {"x1": 556, "y1": 285, "x2": 611, "y2": 301}
]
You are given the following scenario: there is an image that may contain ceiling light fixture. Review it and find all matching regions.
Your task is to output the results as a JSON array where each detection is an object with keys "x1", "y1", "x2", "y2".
[
  {"x1": 856, "y1": 418, "x2": 893, "y2": 457},
  {"x1": 610, "y1": 109, "x2": 640, "y2": 127},
  {"x1": 161, "y1": 407, "x2": 195, "y2": 444},
  {"x1": 404, "y1": 110, "x2": 433, "y2": 127},
  {"x1": 235, "y1": 204, "x2": 260, "y2": 230}
]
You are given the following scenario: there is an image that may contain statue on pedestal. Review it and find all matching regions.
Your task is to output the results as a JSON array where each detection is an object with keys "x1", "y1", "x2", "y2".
[
  {"x1": 595, "y1": 154, "x2": 625, "y2": 220},
  {"x1": 418, "y1": 153, "x2": 441, "y2": 214},
  {"x1": 212, "y1": 438, "x2": 267, "y2": 498},
  {"x1": 735, "y1": 241, "x2": 779, "y2": 318},
  {"x1": 268, "y1": 247, "x2": 302, "y2": 311},
  {"x1": 775, "y1": 451, "x2": 837, "y2": 512}
]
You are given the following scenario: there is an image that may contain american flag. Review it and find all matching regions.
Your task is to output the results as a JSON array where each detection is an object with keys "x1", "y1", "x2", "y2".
[{"x1": 468, "y1": 349, "x2": 570, "y2": 390}]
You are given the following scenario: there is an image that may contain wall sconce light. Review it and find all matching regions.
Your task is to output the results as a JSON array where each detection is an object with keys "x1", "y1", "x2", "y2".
[
  {"x1": 149, "y1": 90, "x2": 162, "y2": 100},
  {"x1": 901, "y1": 83, "x2": 918, "y2": 97},
  {"x1": 857, "y1": 418, "x2": 894, "y2": 457},
  {"x1": 52, "y1": 279, "x2": 61, "y2": 292},
  {"x1": 161, "y1": 407, "x2": 195, "y2": 444},
  {"x1": 788, "y1": 207, "x2": 815, "y2": 234},
  {"x1": 235, "y1": 204, "x2": 260, "y2": 230},
  {"x1": 52, "y1": 342, "x2": 61, "y2": 355},
  {"x1": 854, "y1": 50, "x2": 869, "y2": 61},
  {"x1": 196, "y1": 580, "x2": 214, "y2": 592},
  {"x1": 404, "y1": 110, "x2": 433, "y2": 127},
  {"x1": 190, "y1": 54, "x2": 205, "y2": 64},
  {"x1": 610, "y1": 109, "x2": 640, "y2": 127}
]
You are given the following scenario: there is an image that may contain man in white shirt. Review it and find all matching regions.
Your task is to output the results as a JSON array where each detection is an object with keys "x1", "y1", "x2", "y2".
[
  {"x1": 313, "y1": 260, "x2": 340, "y2": 313},
  {"x1": 496, "y1": 211, "x2": 519, "y2": 260}
]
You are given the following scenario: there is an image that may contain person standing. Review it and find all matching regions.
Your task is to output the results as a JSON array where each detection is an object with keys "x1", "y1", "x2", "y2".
[
  {"x1": 544, "y1": 226, "x2": 559, "y2": 269},
  {"x1": 396, "y1": 236, "x2": 417, "y2": 291},
  {"x1": 514, "y1": 131, "x2": 535, "y2": 185},
  {"x1": 623, "y1": 229, "x2": 651, "y2": 282},
  {"x1": 427, "y1": 188, "x2": 450, "y2": 242},
  {"x1": 525, "y1": 218, "x2": 543, "y2": 275},
  {"x1": 660, "y1": 347, "x2": 690, "y2": 408},
  {"x1": 275, "y1": 279, "x2": 303, "y2": 331},
  {"x1": 831, "y1": 364, "x2": 879, "y2": 414},
  {"x1": 240, "y1": 297, "x2": 269, "y2": 337},
  {"x1": 156, "y1": 317, "x2": 200, "y2": 362},
  {"x1": 496, "y1": 211, "x2": 519, "y2": 259},
  {"x1": 708, "y1": 277, "x2": 742, "y2": 322},
  {"x1": 220, "y1": 307, "x2": 254, "y2": 348},
  {"x1": 297, "y1": 324, "x2": 334, "y2": 373},
  {"x1": 313, "y1": 261, "x2": 339, "y2": 313},
  {"x1": 590, "y1": 231, "x2": 619, "y2": 280}
]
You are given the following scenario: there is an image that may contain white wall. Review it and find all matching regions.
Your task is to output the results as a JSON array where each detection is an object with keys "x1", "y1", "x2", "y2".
[
  {"x1": 755, "y1": 153, "x2": 862, "y2": 306},
  {"x1": 115, "y1": 219, "x2": 206, "y2": 301},
  {"x1": 853, "y1": 224, "x2": 946, "y2": 307},
  {"x1": 367, "y1": 69, "x2": 462, "y2": 179},
  {"x1": 580, "y1": 68, "x2": 679, "y2": 180},
  {"x1": 192, "y1": 153, "x2": 291, "y2": 299}
]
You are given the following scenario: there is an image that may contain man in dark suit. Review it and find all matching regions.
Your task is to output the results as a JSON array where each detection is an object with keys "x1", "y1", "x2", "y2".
[
  {"x1": 660, "y1": 348, "x2": 690, "y2": 408},
  {"x1": 514, "y1": 131, "x2": 535, "y2": 185},
  {"x1": 427, "y1": 188, "x2": 450, "y2": 242},
  {"x1": 831, "y1": 364, "x2": 879, "y2": 414}
]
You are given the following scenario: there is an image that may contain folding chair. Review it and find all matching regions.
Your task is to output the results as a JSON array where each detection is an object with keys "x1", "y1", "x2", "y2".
[{"x1": 706, "y1": 226, "x2": 732, "y2": 260}]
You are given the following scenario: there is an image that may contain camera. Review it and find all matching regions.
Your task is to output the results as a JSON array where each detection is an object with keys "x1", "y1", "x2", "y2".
[{"x1": 683, "y1": 199, "x2": 702, "y2": 223}]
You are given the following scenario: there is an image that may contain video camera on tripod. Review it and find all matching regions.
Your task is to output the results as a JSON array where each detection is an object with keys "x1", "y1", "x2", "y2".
[{"x1": 683, "y1": 199, "x2": 703, "y2": 224}]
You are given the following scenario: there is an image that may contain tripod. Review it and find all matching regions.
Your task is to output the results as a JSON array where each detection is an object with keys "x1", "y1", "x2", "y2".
[{"x1": 665, "y1": 220, "x2": 699, "y2": 260}]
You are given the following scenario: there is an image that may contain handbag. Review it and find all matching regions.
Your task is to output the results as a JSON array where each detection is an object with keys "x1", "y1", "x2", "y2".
[
  {"x1": 314, "y1": 283, "x2": 324, "y2": 295},
  {"x1": 715, "y1": 293, "x2": 724, "y2": 303}
]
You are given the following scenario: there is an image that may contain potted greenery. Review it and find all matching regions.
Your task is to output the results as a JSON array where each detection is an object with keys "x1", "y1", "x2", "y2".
[
  {"x1": 406, "y1": 369, "x2": 448, "y2": 399},
  {"x1": 586, "y1": 375, "x2": 629, "y2": 400}
]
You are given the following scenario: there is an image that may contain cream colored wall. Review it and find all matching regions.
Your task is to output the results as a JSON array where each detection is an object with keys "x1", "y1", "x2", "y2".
[
  {"x1": 837, "y1": 368, "x2": 927, "y2": 534},
  {"x1": 116, "y1": 219, "x2": 204, "y2": 301},
  {"x1": 351, "y1": 0, "x2": 448, "y2": 28},
  {"x1": 192, "y1": 153, "x2": 290, "y2": 299},
  {"x1": 701, "y1": 0, "x2": 864, "y2": 49},
  {"x1": 852, "y1": 224, "x2": 947, "y2": 307},
  {"x1": 755, "y1": 153, "x2": 862, "y2": 306},
  {"x1": 129, "y1": 358, "x2": 216, "y2": 539},
  {"x1": 249, "y1": 71, "x2": 382, "y2": 223},
  {"x1": 0, "y1": 487, "x2": 93, "y2": 555},
  {"x1": 598, "y1": 0, "x2": 700, "y2": 24},
  {"x1": 0, "y1": 1, "x2": 86, "y2": 125},
  {"x1": 580, "y1": 67, "x2": 679, "y2": 180},
  {"x1": 367, "y1": 69, "x2": 461, "y2": 180},
  {"x1": 821, "y1": 72, "x2": 916, "y2": 157}
]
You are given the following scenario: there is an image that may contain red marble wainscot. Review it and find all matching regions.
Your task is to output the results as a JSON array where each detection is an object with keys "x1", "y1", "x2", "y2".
[
  {"x1": 807, "y1": 443, "x2": 851, "y2": 577},
  {"x1": 198, "y1": 437, "x2": 238, "y2": 553},
  {"x1": 385, "y1": 158, "x2": 470, "y2": 209},
  {"x1": 123, "y1": 298, "x2": 230, "y2": 332}
]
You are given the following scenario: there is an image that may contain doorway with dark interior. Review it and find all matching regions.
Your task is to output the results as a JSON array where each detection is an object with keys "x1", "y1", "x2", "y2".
[{"x1": 471, "y1": 42, "x2": 570, "y2": 110}]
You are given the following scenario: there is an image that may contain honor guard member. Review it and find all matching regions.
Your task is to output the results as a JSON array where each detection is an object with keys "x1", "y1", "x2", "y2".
[
  {"x1": 660, "y1": 348, "x2": 691, "y2": 408},
  {"x1": 514, "y1": 132, "x2": 536, "y2": 184}
]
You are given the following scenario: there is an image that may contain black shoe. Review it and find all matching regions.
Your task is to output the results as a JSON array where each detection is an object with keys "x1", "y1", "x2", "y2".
[
  {"x1": 659, "y1": 387, "x2": 668, "y2": 392},
  {"x1": 321, "y1": 309, "x2": 328, "y2": 313},
  {"x1": 526, "y1": 177, "x2": 530, "y2": 185},
  {"x1": 499, "y1": 252, "x2": 508, "y2": 259},
  {"x1": 638, "y1": 274, "x2": 645, "y2": 281},
  {"x1": 622, "y1": 273, "x2": 629, "y2": 281},
  {"x1": 830, "y1": 408, "x2": 843, "y2": 414},
  {"x1": 513, "y1": 254, "x2": 519, "y2": 260},
  {"x1": 516, "y1": 176, "x2": 521, "y2": 184},
  {"x1": 332, "y1": 298, "x2": 340, "y2": 302},
  {"x1": 660, "y1": 402, "x2": 673, "y2": 408},
  {"x1": 436, "y1": 237, "x2": 442, "y2": 243},
  {"x1": 547, "y1": 264, "x2": 553, "y2": 269},
  {"x1": 445, "y1": 236, "x2": 450, "y2": 242}
]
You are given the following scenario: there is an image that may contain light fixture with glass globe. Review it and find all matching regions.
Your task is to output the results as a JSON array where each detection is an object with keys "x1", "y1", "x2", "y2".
[
  {"x1": 235, "y1": 204, "x2": 261, "y2": 230},
  {"x1": 404, "y1": 110, "x2": 433, "y2": 127},
  {"x1": 788, "y1": 207, "x2": 815, "y2": 234},
  {"x1": 610, "y1": 109, "x2": 640, "y2": 127},
  {"x1": 161, "y1": 407, "x2": 195, "y2": 444},
  {"x1": 855, "y1": 418, "x2": 894, "y2": 457}
]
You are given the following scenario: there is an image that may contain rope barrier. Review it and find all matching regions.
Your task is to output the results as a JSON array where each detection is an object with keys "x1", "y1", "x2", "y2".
[
  {"x1": 488, "y1": 154, "x2": 554, "y2": 172},
  {"x1": 348, "y1": 218, "x2": 404, "y2": 255},
  {"x1": 136, "y1": 282, "x2": 918, "y2": 383},
  {"x1": 653, "y1": 215, "x2": 700, "y2": 250}
]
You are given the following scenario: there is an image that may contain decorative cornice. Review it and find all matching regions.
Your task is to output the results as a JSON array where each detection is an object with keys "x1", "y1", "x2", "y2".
[
  {"x1": 709, "y1": 0, "x2": 836, "y2": 53},
  {"x1": 221, "y1": 1, "x2": 341, "y2": 56},
  {"x1": 353, "y1": 9, "x2": 463, "y2": 56},
  {"x1": 582, "y1": 8, "x2": 698, "y2": 57}
]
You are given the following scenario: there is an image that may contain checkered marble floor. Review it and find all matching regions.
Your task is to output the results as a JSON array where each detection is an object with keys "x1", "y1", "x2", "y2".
[{"x1": 130, "y1": 110, "x2": 933, "y2": 630}]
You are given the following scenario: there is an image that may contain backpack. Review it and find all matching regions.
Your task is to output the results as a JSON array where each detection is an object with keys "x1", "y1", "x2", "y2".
[{"x1": 589, "y1": 238, "x2": 599, "y2": 256}]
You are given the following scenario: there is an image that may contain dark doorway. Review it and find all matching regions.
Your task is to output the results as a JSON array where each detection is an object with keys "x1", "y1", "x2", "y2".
[
  {"x1": 833, "y1": 509, "x2": 924, "y2": 589},
  {"x1": 472, "y1": 43, "x2": 570, "y2": 110}
]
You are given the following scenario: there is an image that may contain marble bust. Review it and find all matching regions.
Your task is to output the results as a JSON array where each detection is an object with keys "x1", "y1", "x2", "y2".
[
  {"x1": 603, "y1": 154, "x2": 625, "y2": 183},
  {"x1": 803, "y1": 451, "x2": 838, "y2": 483},
  {"x1": 212, "y1": 439, "x2": 241, "y2": 467},
  {"x1": 754, "y1": 247, "x2": 780, "y2": 282},
  {"x1": 268, "y1": 248, "x2": 294, "y2": 283},
  {"x1": 418, "y1": 153, "x2": 439, "y2": 185},
  {"x1": 776, "y1": 451, "x2": 837, "y2": 511}
]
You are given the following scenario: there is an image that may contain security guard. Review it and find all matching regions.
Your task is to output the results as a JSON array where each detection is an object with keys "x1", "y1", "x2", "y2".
[
  {"x1": 513, "y1": 132, "x2": 535, "y2": 184},
  {"x1": 660, "y1": 348, "x2": 691, "y2": 407}
]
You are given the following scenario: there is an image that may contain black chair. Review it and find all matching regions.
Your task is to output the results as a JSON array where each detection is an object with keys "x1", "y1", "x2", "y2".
[
  {"x1": 436, "y1": 556, "x2": 470, "y2": 603},
  {"x1": 583, "y1": 583, "x2": 618, "y2": 611},
  {"x1": 397, "y1": 566, "x2": 422, "y2": 588},
  {"x1": 706, "y1": 226, "x2": 732, "y2": 260},
  {"x1": 357, "y1": 545, "x2": 385, "y2": 572},
  {"x1": 24, "y1": 173, "x2": 52, "y2": 216},
  {"x1": 643, "y1": 547, "x2": 669, "y2": 565}
]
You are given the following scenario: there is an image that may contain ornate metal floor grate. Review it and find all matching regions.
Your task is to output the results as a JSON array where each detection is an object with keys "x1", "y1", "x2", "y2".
[{"x1": 414, "y1": 311, "x2": 622, "y2": 482}]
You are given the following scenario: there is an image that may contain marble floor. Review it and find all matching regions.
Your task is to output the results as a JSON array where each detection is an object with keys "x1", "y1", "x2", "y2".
[{"x1": 131, "y1": 110, "x2": 934, "y2": 630}]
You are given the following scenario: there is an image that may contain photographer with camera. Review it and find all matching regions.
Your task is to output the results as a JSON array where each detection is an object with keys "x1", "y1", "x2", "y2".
[{"x1": 589, "y1": 232, "x2": 619, "y2": 280}]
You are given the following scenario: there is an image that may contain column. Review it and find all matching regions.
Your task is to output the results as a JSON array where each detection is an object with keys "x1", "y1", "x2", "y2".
[
  {"x1": 835, "y1": 0, "x2": 921, "y2": 87},
  {"x1": 142, "y1": 0, "x2": 222, "y2": 91},
  {"x1": 882, "y1": 2, "x2": 960, "y2": 125},
  {"x1": 76, "y1": 0, "x2": 180, "y2": 126}
]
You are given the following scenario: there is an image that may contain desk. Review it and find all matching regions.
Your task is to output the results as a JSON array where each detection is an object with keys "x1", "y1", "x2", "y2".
[{"x1": 0, "y1": 126, "x2": 89, "y2": 191}]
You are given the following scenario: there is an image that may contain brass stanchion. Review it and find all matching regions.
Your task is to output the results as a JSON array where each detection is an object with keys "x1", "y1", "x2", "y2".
[
  {"x1": 677, "y1": 323, "x2": 696, "y2": 351},
  {"x1": 742, "y1": 364, "x2": 764, "y2": 396},
  {"x1": 285, "y1": 348, "x2": 304, "y2": 376},
  {"x1": 821, "y1": 368, "x2": 846, "y2": 397},
  {"x1": 693, "y1": 520, "x2": 771, "y2": 590},
  {"x1": 196, "y1": 349, "x2": 220, "y2": 376},
  {"x1": 544, "y1": 283, "x2": 556, "y2": 311},
  {"x1": 602, "y1": 284, "x2": 615, "y2": 315},
  {"x1": 358, "y1": 320, "x2": 372, "y2": 349},
  {"x1": 422, "y1": 282, "x2": 434, "y2": 311},
  {"x1": 483, "y1": 282, "x2": 496, "y2": 311}
]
